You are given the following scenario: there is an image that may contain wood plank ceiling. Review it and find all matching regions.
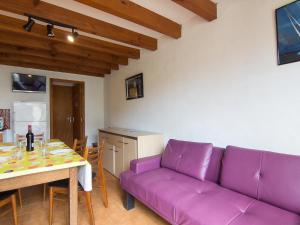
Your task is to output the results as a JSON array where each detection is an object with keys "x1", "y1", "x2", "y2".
[{"x1": 0, "y1": 0, "x2": 217, "y2": 77}]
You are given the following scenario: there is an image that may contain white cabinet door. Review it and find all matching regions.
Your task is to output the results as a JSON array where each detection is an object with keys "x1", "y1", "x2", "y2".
[
  {"x1": 123, "y1": 138, "x2": 137, "y2": 171},
  {"x1": 103, "y1": 144, "x2": 115, "y2": 175},
  {"x1": 14, "y1": 102, "x2": 47, "y2": 122},
  {"x1": 114, "y1": 146, "x2": 123, "y2": 178}
]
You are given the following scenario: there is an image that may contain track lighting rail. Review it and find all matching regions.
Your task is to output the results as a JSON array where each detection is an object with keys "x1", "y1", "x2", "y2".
[
  {"x1": 23, "y1": 13, "x2": 79, "y2": 42},
  {"x1": 24, "y1": 13, "x2": 77, "y2": 30}
]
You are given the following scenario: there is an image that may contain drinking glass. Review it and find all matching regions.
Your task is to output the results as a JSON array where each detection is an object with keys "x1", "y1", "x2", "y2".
[
  {"x1": 14, "y1": 142, "x2": 23, "y2": 160},
  {"x1": 39, "y1": 139, "x2": 45, "y2": 149},
  {"x1": 17, "y1": 141, "x2": 23, "y2": 151},
  {"x1": 39, "y1": 139, "x2": 48, "y2": 157}
]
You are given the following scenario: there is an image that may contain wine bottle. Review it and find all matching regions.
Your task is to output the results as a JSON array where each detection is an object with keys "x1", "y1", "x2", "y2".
[{"x1": 26, "y1": 125, "x2": 35, "y2": 151}]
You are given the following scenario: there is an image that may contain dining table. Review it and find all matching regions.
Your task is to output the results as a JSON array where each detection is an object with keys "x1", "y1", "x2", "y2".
[{"x1": 0, "y1": 140, "x2": 91, "y2": 225}]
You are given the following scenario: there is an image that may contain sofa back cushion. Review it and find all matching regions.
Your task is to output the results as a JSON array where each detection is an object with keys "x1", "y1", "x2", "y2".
[
  {"x1": 206, "y1": 147, "x2": 224, "y2": 183},
  {"x1": 161, "y1": 139, "x2": 214, "y2": 181},
  {"x1": 220, "y1": 145, "x2": 300, "y2": 214}
]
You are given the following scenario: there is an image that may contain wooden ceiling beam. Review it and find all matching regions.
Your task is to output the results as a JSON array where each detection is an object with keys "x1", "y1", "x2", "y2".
[
  {"x1": 75, "y1": 0, "x2": 182, "y2": 38},
  {"x1": 0, "y1": 52, "x2": 111, "y2": 75},
  {"x1": 0, "y1": 52, "x2": 108, "y2": 74},
  {"x1": 0, "y1": 15, "x2": 140, "y2": 59},
  {"x1": 0, "y1": 43, "x2": 117, "y2": 71},
  {"x1": 33, "y1": 0, "x2": 40, "y2": 6},
  {"x1": 171, "y1": 0, "x2": 217, "y2": 21},
  {"x1": 0, "y1": 58, "x2": 104, "y2": 77},
  {"x1": 0, "y1": 29, "x2": 128, "y2": 65},
  {"x1": 0, "y1": 0, "x2": 157, "y2": 50}
]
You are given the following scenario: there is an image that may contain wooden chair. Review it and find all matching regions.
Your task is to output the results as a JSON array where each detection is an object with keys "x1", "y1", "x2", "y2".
[
  {"x1": 0, "y1": 132, "x2": 3, "y2": 144},
  {"x1": 48, "y1": 145, "x2": 95, "y2": 225},
  {"x1": 16, "y1": 133, "x2": 45, "y2": 142},
  {"x1": 16, "y1": 133, "x2": 45, "y2": 205},
  {"x1": 43, "y1": 137, "x2": 88, "y2": 201},
  {"x1": 73, "y1": 136, "x2": 88, "y2": 154},
  {"x1": 0, "y1": 190, "x2": 18, "y2": 225},
  {"x1": 89, "y1": 139, "x2": 108, "y2": 208}
]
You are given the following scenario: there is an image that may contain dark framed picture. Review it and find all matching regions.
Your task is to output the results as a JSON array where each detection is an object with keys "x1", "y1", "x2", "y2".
[
  {"x1": 276, "y1": 0, "x2": 300, "y2": 65},
  {"x1": 126, "y1": 73, "x2": 144, "y2": 100},
  {"x1": 0, "y1": 109, "x2": 10, "y2": 131}
]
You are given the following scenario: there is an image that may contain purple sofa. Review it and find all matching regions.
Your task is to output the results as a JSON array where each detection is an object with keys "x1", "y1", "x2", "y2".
[{"x1": 120, "y1": 139, "x2": 300, "y2": 225}]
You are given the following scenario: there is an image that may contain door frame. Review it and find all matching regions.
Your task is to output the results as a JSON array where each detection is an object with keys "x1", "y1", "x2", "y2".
[{"x1": 50, "y1": 78, "x2": 85, "y2": 141}]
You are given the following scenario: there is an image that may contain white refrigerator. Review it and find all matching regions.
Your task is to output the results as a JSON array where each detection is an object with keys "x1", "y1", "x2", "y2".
[{"x1": 13, "y1": 102, "x2": 47, "y2": 141}]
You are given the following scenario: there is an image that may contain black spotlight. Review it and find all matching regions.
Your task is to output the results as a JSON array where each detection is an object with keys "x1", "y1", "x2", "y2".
[
  {"x1": 47, "y1": 24, "x2": 55, "y2": 37},
  {"x1": 67, "y1": 29, "x2": 79, "y2": 43},
  {"x1": 23, "y1": 17, "x2": 35, "y2": 32}
]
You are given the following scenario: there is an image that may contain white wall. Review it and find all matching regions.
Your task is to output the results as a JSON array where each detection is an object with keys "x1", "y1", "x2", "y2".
[
  {"x1": 104, "y1": 0, "x2": 300, "y2": 155},
  {"x1": 0, "y1": 65, "x2": 104, "y2": 145}
]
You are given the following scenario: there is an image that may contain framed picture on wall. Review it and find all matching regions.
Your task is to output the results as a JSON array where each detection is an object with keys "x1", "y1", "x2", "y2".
[
  {"x1": 126, "y1": 73, "x2": 144, "y2": 100},
  {"x1": 0, "y1": 109, "x2": 10, "y2": 131},
  {"x1": 276, "y1": 0, "x2": 300, "y2": 65}
]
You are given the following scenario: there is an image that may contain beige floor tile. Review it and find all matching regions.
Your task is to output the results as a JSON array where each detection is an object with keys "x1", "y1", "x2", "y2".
[{"x1": 0, "y1": 172, "x2": 169, "y2": 225}]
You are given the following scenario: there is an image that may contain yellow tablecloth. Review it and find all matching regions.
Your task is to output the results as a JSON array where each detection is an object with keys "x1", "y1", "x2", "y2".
[{"x1": 0, "y1": 140, "x2": 85, "y2": 178}]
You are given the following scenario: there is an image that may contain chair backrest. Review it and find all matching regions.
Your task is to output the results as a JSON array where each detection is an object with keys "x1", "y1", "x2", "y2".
[
  {"x1": 98, "y1": 138, "x2": 105, "y2": 162},
  {"x1": 0, "y1": 132, "x2": 3, "y2": 144},
  {"x1": 82, "y1": 146, "x2": 89, "y2": 160},
  {"x1": 88, "y1": 147, "x2": 98, "y2": 167},
  {"x1": 88, "y1": 139, "x2": 105, "y2": 171},
  {"x1": 16, "y1": 133, "x2": 44, "y2": 142},
  {"x1": 73, "y1": 136, "x2": 88, "y2": 153},
  {"x1": 35, "y1": 133, "x2": 45, "y2": 141}
]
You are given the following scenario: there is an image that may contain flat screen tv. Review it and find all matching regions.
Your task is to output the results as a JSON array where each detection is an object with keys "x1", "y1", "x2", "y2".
[{"x1": 12, "y1": 73, "x2": 46, "y2": 93}]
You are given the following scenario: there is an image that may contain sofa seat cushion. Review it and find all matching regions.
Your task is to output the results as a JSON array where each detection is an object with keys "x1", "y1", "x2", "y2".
[
  {"x1": 121, "y1": 168, "x2": 219, "y2": 222},
  {"x1": 175, "y1": 185, "x2": 253, "y2": 225},
  {"x1": 228, "y1": 200, "x2": 300, "y2": 225},
  {"x1": 121, "y1": 168, "x2": 300, "y2": 225},
  {"x1": 175, "y1": 185, "x2": 300, "y2": 225},
  {"x1": 161, "y1": 139, "x2": 213, "y2": 181}
]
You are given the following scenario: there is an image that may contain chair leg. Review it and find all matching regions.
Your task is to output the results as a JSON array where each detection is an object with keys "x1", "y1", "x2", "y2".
[
  {"x1": 84, "y1": 192, "x2": 95, "y2": 225},
  {"x1": 98, "y1": 165, "x2": 108, "y2": 208},
  {"x1": 11, "y1": 194, "x2": 18, "y2": 225},
  {"x1": 43, "y1": 184, "x2": 47, "y2": 201},
  {"x1": 17, "y1": 189, "x2": 22, "y2": 208},
  {"x1": 100, "y1": 184, "x2": 108, "y2": 208},
  {"x1": 49, "y1": 187, "x2": 54, "y2": 225}
]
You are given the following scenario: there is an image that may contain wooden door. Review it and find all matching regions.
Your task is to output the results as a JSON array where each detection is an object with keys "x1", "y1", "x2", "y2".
[
  {"x1": 72, "y1": 84, "x2": 84, "y2": 140},
  {"x1": 50, "y1": 79, "x2": 85, "y2": 147},
  {"x1": 52, "y1": 85, "x2": 74, "y2": 147}
]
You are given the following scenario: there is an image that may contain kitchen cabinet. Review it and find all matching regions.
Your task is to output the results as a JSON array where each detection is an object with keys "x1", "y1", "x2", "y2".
[
  {"x1": 99, "y1": 128, "x2": 164, "y2": 178},
  {"x1": 103, "y1": 143, "x2": 115, "y2": 175}
]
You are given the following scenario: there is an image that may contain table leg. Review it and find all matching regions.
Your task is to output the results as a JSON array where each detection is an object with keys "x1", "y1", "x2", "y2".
[{"x1": 69, "y1": 168, "x2": 78, "y2": 225}]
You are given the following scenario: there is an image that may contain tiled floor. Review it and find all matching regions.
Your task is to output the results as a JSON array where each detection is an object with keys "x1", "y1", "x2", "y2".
[{"x1": 0, "y1": 172, "x2": 169, "y2": 225}]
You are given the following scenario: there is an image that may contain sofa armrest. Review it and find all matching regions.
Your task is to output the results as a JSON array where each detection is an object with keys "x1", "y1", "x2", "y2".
[{"x1": 130, "y1": 155, "x2": 162, "y2": 174}]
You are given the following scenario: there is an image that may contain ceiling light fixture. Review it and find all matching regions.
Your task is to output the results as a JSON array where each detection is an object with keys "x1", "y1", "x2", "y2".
[
  {"x1": 47, "y1": 24, "x2": 55, "y2": 37},
  {"x1": 23, "y1": 14, "x2": 79, "y2": 42},
  {"x1": 67, "y1": 28, "x2": 79, "y2": 43},
  {"x1": 23, "y1": 17, "x2": 35, "y2": 32}
]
